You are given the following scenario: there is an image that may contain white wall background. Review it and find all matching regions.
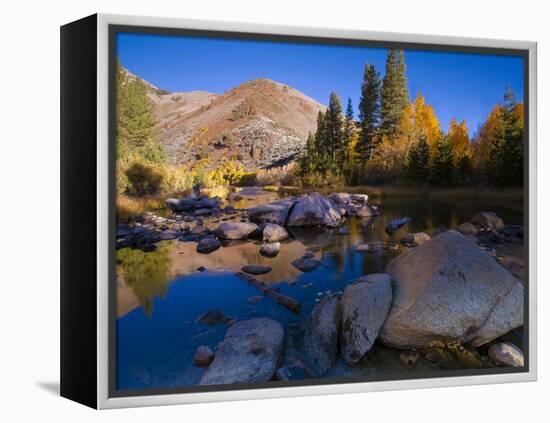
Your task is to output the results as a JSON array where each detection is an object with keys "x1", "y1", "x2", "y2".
[{"x1": 0, "y1": 0, "x2": 546, "y2": 421}]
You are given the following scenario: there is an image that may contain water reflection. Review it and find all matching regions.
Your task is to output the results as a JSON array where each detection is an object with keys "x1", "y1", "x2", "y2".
[{"x1": 116, "y1": 244, "x2": 172, "y2": 317}]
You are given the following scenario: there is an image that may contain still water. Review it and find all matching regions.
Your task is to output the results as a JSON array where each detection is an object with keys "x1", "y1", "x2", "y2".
[{"x1": 115, "y1": 190, "x2": 523, "y2": 390}]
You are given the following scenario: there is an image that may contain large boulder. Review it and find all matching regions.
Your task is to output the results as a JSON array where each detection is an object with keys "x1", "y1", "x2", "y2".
[
  {"x1": 471, "y1": 212, "x2": 504, "y2": 231},
  {"x1": 379, "y1": 230, "x2": 523, "y2": 349},
  {"x1": 287, "y1": 192, "x2": 342, "y2": 227},
  {"x1": 340, "y1": 274, "x2": 393, "y2": 364},
  {"x1": 247, "y1": 200, "x2": 294, "y2": 225},
  {"x1": 216, "y1": 221, "x2": 260, "y2": 240},
  {"x1": 303, "y1": 295, "x2": 341, "y2": 376},
  {"x1": 262, "y1": 223, "x2": 289, "y2": 243},
  {"x1": 200, "y1": 318, "x2": 284, "y2": 385}
]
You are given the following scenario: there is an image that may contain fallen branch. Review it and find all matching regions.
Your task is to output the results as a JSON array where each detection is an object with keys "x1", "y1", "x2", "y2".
[{"x1": 236, "y1": 272, "x2": 302, "y2": 314}]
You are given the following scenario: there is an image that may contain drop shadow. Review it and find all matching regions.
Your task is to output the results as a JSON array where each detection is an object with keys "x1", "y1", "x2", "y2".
[{"x1": 36, "y1": 381, "x2": 60, "y2": 396}]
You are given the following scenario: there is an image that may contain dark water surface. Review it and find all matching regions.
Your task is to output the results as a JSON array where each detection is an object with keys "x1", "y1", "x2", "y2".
[{"x1": 115, "y1": 190, "x2": 523, "y2": 390}]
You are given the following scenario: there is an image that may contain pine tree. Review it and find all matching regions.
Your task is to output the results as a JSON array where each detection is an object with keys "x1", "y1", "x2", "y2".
[
  {"x1": 314, "y1": 110, "x2": 327, "y2": 153},
  {"x1": 489, "y1": 87, "x2": 524, "y2": 185},
  {"x1": 455, "y1": 152, "x2": 472, "y2": 185},
  {"x1": 405, "y1": 134, "x2": 430, "y2": 182},
  {"x1": 380, "y1": 49, "x2": 398, "y2": 139},
  {"x1": 380, "y1": 49, "x2": 409, "y2": 140},
  {"x1": 432, "y1": 135, "x2": 455, "y2": 185},
  {"x1": 395, "y1": 49, "x2": 410, "y2": 115},
  {"x1": 357, "y1": 64, "x2": 381, "y2": 161},
  {"x1": 115, "y1": 61, "x2": 165, "y2": 164},
  {"x1": 325, "y1": 91, "x2": 344, "y2": 163}
]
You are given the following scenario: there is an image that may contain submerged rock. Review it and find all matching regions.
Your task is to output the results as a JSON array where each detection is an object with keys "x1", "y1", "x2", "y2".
[
  {"x1": 216, "y1": 221, "x2": 260, "y2": 240},
  {"x1": 196, "y1": 237, "x2": 221, "y2": 254},
  {"x1": 400, "y1": 232, "x2": 431, "y2": 247},
  {"x1": 194, "y1": 346, "x2": 214, "y2": 367},
  {"x1": 385, "y1": 217, "x2": 412, "y2": 233},
  {"x1": 292, "y1": 257, "x2": 322, "y2": 272},
  {"x1": 488, "y1": 342, "x2": 524, "y2": 367},
  {"x1": 241, "y1": 265, "x2": 272, "y2": 275},
  {"x1": 262, "y1": 223, "x2": 289, "y2": 243},
  {"x1": 380, "y1": 230, "x2": 523, "y2": 349},
  {"x1": 247, "y1": 200, "x2": 294, "y2": 225},
  {"x1": 340, "y1": 274, "x2": 393, "y2": 365},
  {"x1": 259, "y1": 242, "x2": 280, "y2": 257},
  {"x1": 303, "y1": 295, "x2": 341, "y2": 376},
  {"x1": 195, "y1": 309, "x2": 232, "y2": 325},
  {"x1": 287, "y1": 192, "x2": 342, "y2": 227},
  {"x1": 471, "y1": 212, "x2": 504, "y2": 231},
  {"x1": 199, "y1": 318, "x2": 284, "y2": 385}
]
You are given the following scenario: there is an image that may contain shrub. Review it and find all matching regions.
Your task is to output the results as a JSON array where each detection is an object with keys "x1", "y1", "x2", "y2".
[{"x1": 125, "y1": 160, "x2": 164, "y2": 196}]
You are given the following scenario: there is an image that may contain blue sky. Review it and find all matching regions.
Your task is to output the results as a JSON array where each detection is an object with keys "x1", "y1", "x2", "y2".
[{"x1": 117, "y1": 33, "x2": 524, "y2": 137}]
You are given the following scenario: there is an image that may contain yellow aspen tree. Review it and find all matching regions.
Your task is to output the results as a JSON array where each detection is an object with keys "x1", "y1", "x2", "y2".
[{"x1": 448, "y1": 118, "x2": 471, "y2": 160}]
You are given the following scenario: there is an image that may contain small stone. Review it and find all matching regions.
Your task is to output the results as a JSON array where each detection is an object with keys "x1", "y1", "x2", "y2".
[
  {"x1": 399, "y1": 350, "x2": 419, "y2": 368},
  {"x1": 196, "y1": 237, "x2": 221, "y2": 254},
  {"x1": 488, "y1": 342, "x2": 524, "y2": 367},
  {"x1": 194, "y1": 346, "x2": 214, "y2": 367},
  {"x1": 355, "y1": 243, "x2": 370, "y2": 252},
  {"x1": 385, "y1": 217, "x2": 412, "y2": 234},
  {"x1": 457, "y1": 222, "x2": 479, "y2": 236},
  {"x1": 262, "y1": 223, "x2": 289, "y2": 243},
  {"x1": 195, "y1": 309, "x2": 231, "y2": 325},
  {"x1": 241, "y1": 265, "x2": 272, "y2": 275},
  {"x1": 471, "y1": 212, "x2": 505, "y2": 231},
  {"x1": 400, "y1": 232, "x2": 431, "y2": 247},
  {"x1": 260, "y1": 242, "x2": 280, "y2": 257}
]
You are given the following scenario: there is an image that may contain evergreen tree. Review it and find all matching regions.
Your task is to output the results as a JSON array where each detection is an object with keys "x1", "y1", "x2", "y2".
[
  {"x1": 325, "y1": 91, "x2": 344, "y2": 163},
  {"x1": 432, "y1": 135, "x2": 455, "y2": 185},
  {"x1": 115, "y1": 61, "x2": 165, "y2": 164},
  {"x1": 380, "y1": 49, "x2": 398, "y2": 139},
  {"x1": 395, "y1": 49, "x2": 410, "y2": 114},
  {"x1": 314, "y1": 110, "x2": 328, "y2": 153},
  {"x1": 455, "y1": 152, "x2": 472, "y2": 185},
  {"x1": 489, "y1": 87, "x2": 524, "y2": 185},
  {"x1": 380, "y1": 49, "x2": 409, "y2": 140},
  {"x1": 357, "y1": 64, "x2": 381, "y2": 161},
  {"x1": 405, "y1": 134, "x2": 430, "y2": 182},
  {"x1": 342, "y1": 98, "x2": 355, "y2": 162}
]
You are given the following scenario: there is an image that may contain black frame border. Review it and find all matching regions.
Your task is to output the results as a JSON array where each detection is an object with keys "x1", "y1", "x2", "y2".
[{"x1": 107, "y1": 23, "x2": 530, "y2": 399}]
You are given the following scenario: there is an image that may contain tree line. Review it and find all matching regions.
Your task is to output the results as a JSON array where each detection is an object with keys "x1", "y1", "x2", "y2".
[{"x1": 297, "y1": 48, "x2": 524, "y2": 187}]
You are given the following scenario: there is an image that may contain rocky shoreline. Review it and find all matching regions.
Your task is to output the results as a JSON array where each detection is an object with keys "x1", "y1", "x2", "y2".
[{"x1": 116, "y1": 189, "x2": 525, "y2": 385}]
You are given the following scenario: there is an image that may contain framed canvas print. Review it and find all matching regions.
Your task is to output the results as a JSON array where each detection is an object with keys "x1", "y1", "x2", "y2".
[{"x1": 60, "y1": 13, "x2": 537, "y2": 409}]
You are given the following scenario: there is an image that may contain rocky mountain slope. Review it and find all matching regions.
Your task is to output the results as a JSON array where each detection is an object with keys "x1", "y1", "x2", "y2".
[{"x1": 129, "y1": 69, "x2": 325, "y2": 170}]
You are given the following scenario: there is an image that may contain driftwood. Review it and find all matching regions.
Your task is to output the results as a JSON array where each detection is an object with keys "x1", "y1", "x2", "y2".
[{"x1": 236, "y1": 272, "x2": 302, "y2": 314}]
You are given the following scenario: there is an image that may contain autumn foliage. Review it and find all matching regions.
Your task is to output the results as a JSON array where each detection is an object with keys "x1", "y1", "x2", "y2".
[{"x1": 298, "y1": 49, "x2": 524, "y2": 187}]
